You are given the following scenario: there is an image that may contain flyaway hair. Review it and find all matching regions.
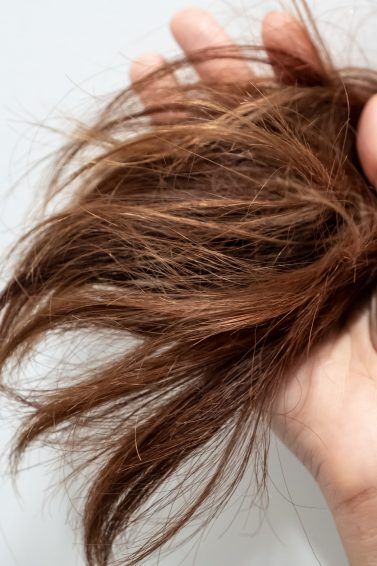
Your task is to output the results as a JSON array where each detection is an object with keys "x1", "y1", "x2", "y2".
[{"x1": 2, "y1": 7, "x2": 377, "y2": 566}]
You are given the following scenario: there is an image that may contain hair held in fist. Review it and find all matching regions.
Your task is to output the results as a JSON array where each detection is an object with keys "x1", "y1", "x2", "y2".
[{"x1": 1, "y1": 4, "x2": 377, "y2": 565}]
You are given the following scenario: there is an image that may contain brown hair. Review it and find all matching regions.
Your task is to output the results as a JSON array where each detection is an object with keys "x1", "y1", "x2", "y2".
[{"x1": 2, "y1": 9, "x2": 377, "y2": 566}]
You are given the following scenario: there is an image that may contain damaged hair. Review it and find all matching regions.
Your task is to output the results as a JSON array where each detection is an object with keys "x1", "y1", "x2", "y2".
[{"x1": 1, "y1": 7, "x2": 377, "y2": 566}]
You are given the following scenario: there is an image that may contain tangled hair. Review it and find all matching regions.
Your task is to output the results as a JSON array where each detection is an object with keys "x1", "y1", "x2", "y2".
[{"x1": 2, "y1": 8, "x2": 377, "y2": 566}]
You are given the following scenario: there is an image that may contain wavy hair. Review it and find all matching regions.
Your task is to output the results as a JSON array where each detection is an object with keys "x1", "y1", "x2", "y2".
[{"x1": 2, "y1": 7, "x2": 377, "y2": 566}]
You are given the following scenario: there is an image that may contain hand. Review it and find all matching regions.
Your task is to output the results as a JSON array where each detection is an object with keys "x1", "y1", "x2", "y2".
[
  {"x1": 130, "y1": 6, "x2": 377, "y2": 187},
  {"x1": 130, "y1": 8, "x2": 377, "y2": 563}
]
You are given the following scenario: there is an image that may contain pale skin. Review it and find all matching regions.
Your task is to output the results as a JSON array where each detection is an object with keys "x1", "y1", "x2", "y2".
[{"x1": 130, "y1": 8, "x2": 377, "y2": 564}]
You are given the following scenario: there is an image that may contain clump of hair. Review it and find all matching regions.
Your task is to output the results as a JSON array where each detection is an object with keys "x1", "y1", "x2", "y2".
[{"x1": 1, "y1": 8, "x2": 377, "y2": 566}]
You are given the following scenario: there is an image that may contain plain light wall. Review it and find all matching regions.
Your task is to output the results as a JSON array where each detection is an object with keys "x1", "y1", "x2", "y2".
[{"x1": 1, "y1": 1, "x2": 376, "y2": 564}]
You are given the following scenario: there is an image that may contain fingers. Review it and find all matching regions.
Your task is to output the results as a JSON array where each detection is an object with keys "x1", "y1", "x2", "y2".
[
  {"x1": 130, "y1": 10, "x2": 377, "y2": 195},
  {"x1": 130, "y1": 52, "x2": 179, "y2": 116},
  {"x1": 130, "y1": 9, "x2": 328, "y2": 123},
  {"x1": 262, "y1": 11, "x2": 324, "y2": 82},
  {"x1": 170, "y1": 7, "x2": 252, "y2": 83},
  {"x1": 130, "y1": 7, "x2": 252, "y2": 123},
  {"x1": 262, "y1": 14, "x2": 377, "y2": 189},
  {"x1": 357, "y1": 94, "x2": 377, "y2": 187}
]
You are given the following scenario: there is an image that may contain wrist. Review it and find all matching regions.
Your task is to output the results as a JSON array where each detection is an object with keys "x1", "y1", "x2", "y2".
[
  {"x1": 328, "y1": 486, "x2": 377, "y2": 566},
  {"x1": 316, "y1": 455, "x2": 377, "y2": 512},
  {"x1": 307, "y1": 456, "x2": 377, "y2": 565}
]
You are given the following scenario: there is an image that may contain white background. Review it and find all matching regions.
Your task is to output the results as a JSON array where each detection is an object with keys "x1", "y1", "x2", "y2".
[{"x1": 1, "y1": 1, "x2": 377, "y2": 565}]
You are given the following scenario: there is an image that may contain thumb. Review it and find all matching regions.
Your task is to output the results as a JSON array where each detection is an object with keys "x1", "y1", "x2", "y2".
[{"x1": 357, "y1": 93, "x2": 377, "y2": 186}]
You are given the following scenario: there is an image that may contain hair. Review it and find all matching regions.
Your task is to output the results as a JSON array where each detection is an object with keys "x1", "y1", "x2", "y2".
[{"x1": 2, "y1": 5, "x2": 377, "y2": 566}]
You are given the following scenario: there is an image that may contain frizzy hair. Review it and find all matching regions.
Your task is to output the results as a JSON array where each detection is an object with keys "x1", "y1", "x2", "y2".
[{"x1": 2, "y1": 7, "x2": 377, "y2": 566}]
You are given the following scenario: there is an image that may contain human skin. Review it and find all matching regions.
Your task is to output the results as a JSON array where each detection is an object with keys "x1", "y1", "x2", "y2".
[{"x1": 130, "y1": 8, "x2": 377, "y2": 565}]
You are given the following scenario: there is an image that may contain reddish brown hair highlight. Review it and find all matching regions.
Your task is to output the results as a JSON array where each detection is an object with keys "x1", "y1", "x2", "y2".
[{"x1": 2, "y1": 15, "x2": 377, "y2": 566}]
